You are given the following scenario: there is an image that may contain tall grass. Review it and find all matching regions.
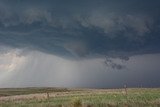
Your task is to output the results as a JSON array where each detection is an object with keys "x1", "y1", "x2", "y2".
[{"x1": 0, "y1": 88, "x2": 160, "y2": 107}]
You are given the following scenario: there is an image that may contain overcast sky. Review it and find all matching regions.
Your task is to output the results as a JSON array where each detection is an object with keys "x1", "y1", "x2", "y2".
[{"x1": 0, "y1": 0, "x2": 160, "y2": 88}]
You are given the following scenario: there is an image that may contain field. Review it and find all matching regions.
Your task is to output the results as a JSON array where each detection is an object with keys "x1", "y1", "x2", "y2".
[{"x1": 0, "y1": 88, "x2": 160, "y2": 107}]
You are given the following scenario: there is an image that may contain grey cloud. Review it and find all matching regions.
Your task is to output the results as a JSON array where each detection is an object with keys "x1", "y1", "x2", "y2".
[
  {"x1": 0, "y1": 2, "x2": 154, "y2": 36},
  {"x1": 104, "y1": 56, "x2": 126, "y2": 70},
  {"x1": 0, "y1": 3, "x2": 18, "y2": 27},
  {"x1": 64, "y1": 42, "x2": 88, "y2": 57},
  {"x1": 21, "y1": 8, "x2": 52, "y2": 25},
  {"x1": 0, "y1": 0, "x2": 160, "y2": 60},
  {"x1": 123, "y1": 15, "x2": 153, "y2": 36},
  {"x1": 76, "y1": 13, "x2": 153, "y2": 37}
]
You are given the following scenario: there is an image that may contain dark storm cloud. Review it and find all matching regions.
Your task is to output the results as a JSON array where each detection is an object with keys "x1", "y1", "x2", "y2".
[
  {"x1": 0, "y1": 0, "x2": 160, "y2": 88},
  {"x1": 0, "y1": 0, "x2": 160, "y2": 59},
  {"x1": 104, "y1": 56, "x2": 126, "y2": 70}
]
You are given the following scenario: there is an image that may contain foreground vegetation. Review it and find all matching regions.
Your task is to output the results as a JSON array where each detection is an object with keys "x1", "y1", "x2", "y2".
[{"x1": 0, "y1": 88, "x2": 160, "y2": 107}]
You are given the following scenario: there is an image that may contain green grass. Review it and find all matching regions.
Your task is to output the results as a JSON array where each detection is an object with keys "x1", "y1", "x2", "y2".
[{"x1": 0, "y1": 88, "x2": 160, "y2": 107}]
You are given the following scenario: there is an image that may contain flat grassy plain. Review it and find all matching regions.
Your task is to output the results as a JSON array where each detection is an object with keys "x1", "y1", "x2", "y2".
[{"x1": 0, "y1": 88, "x2": 160, "y2": 107}]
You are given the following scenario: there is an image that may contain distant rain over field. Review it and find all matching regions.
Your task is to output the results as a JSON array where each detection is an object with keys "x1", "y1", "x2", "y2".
[{"x1": 0, "y1": 0, "x2": 160, "y2": 88}]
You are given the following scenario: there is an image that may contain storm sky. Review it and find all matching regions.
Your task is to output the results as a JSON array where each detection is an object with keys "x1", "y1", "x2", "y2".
[{"x1": 0, "y1": 0, "x2": 160, "y2": 88}]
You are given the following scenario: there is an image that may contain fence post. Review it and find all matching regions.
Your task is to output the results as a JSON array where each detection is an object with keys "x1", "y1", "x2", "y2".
[
  {"x1": 124, "y1": 84, "x2": 127, "y2": 96},
  {"x1": 46, "y1": 92, "x2": 49, "y2": 99}
]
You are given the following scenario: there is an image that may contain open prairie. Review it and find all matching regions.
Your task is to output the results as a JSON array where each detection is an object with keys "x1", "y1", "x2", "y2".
[{"x1": 0, "y1": 88, "x2": 160, "y2": 107}]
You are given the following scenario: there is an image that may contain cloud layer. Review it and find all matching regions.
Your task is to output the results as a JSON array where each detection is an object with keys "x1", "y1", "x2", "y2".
[{"x1": 0, "y1": 0, "x2": 160, "y2": 59}]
